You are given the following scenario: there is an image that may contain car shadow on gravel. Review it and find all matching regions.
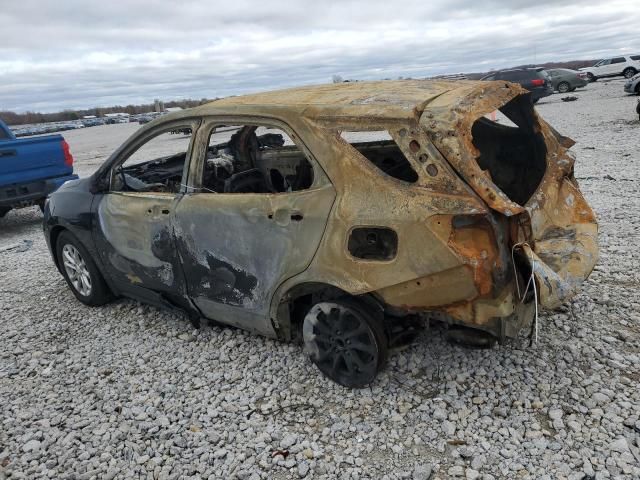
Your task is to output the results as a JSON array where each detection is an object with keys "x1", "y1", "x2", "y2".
[
  {"x1": 379, "y1": 320, "x2": 539, "y2": 398},
  {"x1": 0, "y1": 207, "x2": 44, "y2": 239}
]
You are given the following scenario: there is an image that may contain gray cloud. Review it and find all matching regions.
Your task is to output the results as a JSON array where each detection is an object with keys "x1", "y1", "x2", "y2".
[{"x1": 1, "y1": 0, "x2": 637, "y2": 112}]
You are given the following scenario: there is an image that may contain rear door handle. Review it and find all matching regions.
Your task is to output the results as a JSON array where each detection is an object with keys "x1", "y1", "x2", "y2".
[
  {"x1": 267, "y1": 209, "x2": 304, "y2": 225},
  {"x1": 146, "y1": 206, "x2": 171, "y2": 217},
  {"x1": 0, "y1": 150, "x2": 17, "y2": 158}
]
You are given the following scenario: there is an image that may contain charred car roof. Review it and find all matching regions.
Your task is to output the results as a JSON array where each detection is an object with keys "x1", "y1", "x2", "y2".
[{"x1": 162, "y1": 79, "x2": 530, "y2": 121}]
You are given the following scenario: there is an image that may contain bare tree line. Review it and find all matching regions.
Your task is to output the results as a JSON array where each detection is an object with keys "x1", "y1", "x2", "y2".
[{"x1": 0, "y1": 98, "x2": 213, "y2": 126}]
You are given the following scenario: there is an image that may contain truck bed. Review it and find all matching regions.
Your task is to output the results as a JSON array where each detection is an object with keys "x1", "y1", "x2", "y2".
[{"x1": 0, "y1": 118, "x2": 78, "y2": 213}]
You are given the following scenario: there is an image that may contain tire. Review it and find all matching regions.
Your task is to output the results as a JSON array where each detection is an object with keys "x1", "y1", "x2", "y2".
[
  {"x1": 569, "y1": 87, "x2": 576, "y2": 92},
  {"x1": 636, "y1": 84, "x2": 640, "y2": 95},
  {"x1": 0, "y1": 207, "x2": 10, "y2": 218},
  {"x1": 623, "y1": 68, "x2": 637, "y2": 79},
  {"x1": 587, "y1": 73, "x2": 596, "y2": 82},
  {"x1": 557, "y1": 81, "x2": 570, "y2": 94},
  {"x1": 302, "y1": 298, "x2": 388, "y2": 388},
  {"x1": 56, "y1": 230, "x2": 113, "y2": 306}
]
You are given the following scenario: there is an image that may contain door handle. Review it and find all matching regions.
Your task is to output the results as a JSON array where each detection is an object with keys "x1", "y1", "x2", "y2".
[
  {"x1": 0, "y1": 149, "x2": 17, "y2": 158},
  {"x1": 146, "y1": 206, "x2": 171, "y2": 216},
  {"x1": 267, "y1": 209, "x2": 303, "y2": 226}
]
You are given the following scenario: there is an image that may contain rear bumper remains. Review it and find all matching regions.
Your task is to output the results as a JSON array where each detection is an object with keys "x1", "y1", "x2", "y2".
[
  {"x1": 0, "y1": 174, "x2": 79, "y2": 208},
  {"x1": 512, "y1": 178, "x2": 599, "y2": 310}
]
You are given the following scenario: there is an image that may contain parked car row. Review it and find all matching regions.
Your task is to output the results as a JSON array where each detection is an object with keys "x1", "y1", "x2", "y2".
[
  {"x1": 481, "y1": 53, "x2": 640, "y2": 102},
  {"x1": 13, "y1": 122, "x2": 88, "y2": 137},
  {"x1": 9, "y1": 112, "x2": 172, "y2": 137}
]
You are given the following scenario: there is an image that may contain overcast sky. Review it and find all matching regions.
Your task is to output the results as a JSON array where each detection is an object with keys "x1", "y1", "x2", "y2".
[{"x1": 1, "y1": 0, "x2": 638, "y2": 112}]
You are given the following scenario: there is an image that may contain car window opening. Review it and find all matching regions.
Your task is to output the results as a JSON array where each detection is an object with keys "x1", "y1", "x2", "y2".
[
  {"x1": 112, "y1": 128, "x2": 192, "y2": 193},
  {"x1": 471, "y1": 96, "x2": 547, "y2": 205},
  {"x1": 340, "y1": 130, "x2": 418, "y2": 183},
  {"x1": 202, "y1": 125, "x2": 313, "y2": 194}
]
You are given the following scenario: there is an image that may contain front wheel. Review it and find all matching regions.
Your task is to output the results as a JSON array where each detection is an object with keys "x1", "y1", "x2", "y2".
[
  {"x1": 56, "y1": 231, "x2": 113, "y2": 306},
  {"x1": 303, "y1": 299, "x2": 388, "y2": 388},
  {"x1": 557, "y1": 81, "x2": 570, "y2": 93},
  {"x1": 623, "y1": 68, "x2": 637, "y2": 79}
]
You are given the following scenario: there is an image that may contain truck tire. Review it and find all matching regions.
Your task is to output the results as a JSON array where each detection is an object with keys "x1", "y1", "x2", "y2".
[
  {"x1": 623, "y1": 67, "x2": 637, "y2": 79},
  {"x1": 56, "y1": 230, "x2": 113, "y2": 306}
]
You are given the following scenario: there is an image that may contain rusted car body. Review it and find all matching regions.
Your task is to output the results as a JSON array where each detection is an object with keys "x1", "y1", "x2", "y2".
[{"x1": 44, "y1": 80, "x2": 598, "y2": 386}]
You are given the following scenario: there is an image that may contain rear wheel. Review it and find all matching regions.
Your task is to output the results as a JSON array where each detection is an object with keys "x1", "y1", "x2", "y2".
[
  {"x1": 587, "y1": 73, "x2": 596, "y2": 82},
  {"x1": 56, "y1": 231, "x2": 113, "y2": 306},
  {"x1": 303, "y1": 299, "x2": 388, "y2": 388},
  {"x1": 557, "y1": 81, "x2": 570, "y2": 93},
  {"x1": 623, "y1": 67, "x2": 637, "y2": 79}
]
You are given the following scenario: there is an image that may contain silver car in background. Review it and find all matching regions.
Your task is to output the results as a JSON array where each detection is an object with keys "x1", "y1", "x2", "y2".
[
  {"x1": 624, "y1": 72, "x2": 640, "y2": 95},
  {"x1": 544, "y1": 68, "x2": 588, "y2": 93}
]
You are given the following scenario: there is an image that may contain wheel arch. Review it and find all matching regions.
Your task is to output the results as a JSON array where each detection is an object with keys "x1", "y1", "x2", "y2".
[
  {"x1": 49, "y1": 225, "x2": 69, "y2": 272},
  {"x1": 271, "y1": 281, "x2": 385, "y2": 341}
]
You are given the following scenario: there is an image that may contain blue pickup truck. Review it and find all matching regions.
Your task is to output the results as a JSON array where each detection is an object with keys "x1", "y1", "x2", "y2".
[{"x1": 0, "y1": 118, "x2": 78, "y2": 218}]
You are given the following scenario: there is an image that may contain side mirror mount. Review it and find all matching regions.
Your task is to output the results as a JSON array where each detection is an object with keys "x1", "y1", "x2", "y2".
[{"x1": 89, "y1": 173, "x2": 110, "y2": 194}]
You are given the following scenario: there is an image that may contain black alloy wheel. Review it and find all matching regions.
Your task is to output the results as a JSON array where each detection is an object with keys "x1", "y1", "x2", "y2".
[{"x1": 302, "y1": 299, "x2": 388, "y2": 388}]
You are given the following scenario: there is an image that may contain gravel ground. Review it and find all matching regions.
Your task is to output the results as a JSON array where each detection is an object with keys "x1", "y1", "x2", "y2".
[{"x1": 1, "y1": 79, "x2": 639, "y2": 480}]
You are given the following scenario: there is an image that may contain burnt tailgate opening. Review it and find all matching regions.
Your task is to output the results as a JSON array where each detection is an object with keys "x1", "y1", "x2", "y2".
[{"x1": 471, "y1": 95, "x2": 547, "y2": 206}]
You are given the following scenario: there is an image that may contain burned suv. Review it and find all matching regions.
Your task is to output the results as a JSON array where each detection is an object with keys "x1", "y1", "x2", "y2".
[{"x1": 44, "y1": 80, "x2": 598, "y2": 387}]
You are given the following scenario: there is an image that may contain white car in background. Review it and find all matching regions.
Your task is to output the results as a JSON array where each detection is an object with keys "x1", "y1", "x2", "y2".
[{"x1": 579, "y1": 54, "x2": 640, "y2": 81}]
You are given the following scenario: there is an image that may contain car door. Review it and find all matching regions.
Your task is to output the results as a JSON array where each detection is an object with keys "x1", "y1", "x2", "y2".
[
  {"x1": 92, "y1": 119, "x2": 199, "y2": 303},
  {"x1": 173, "y1": 119, "x2": 336, "y2": 336},
  {"x1": 602, "y1": 58, "x2": 618, "y2": 75},
  {"x1": 594, "y1": 58, "x2": 611, "y2": 75},
  {"x1": 609, "y1": 57, "x2": 626, "y2": 75},
  {"x1": 547, "y1": 70, "x2": 560, "y2": 89}
]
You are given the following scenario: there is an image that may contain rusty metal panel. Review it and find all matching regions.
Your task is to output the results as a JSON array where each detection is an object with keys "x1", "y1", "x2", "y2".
[
  {"x1": 173, "y1": 185, "x2": 336, "y2": 337},
  {"x1": 96, "y1": 192, "x2": 183, "y2": 292}
]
